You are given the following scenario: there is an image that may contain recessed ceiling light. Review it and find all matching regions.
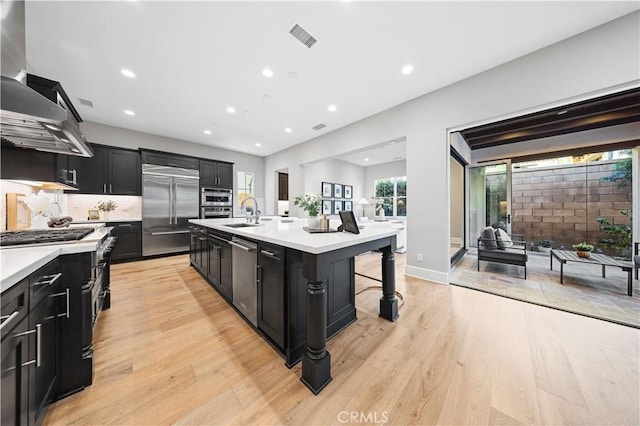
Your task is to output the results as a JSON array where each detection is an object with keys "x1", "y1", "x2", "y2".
[
  {"x1": 204, "y1": 130, "x2": 212, "y2": 135},
  {"x1": 262, "y1": 68, "x2": 274, "y2": 78},
  {"x1": 328, "y1": 104, "x2": 337, "y2": 112},
  {"x1": 285, "y1": 128, "x2": 292, "y2": 133},
  {"x1": 401, "y1": 64, "x2": 414, "y2": 75},
  {"x1": 255, "y1": 143, "x2": 262, "y2": 147},
  {"x1": 226, "y1": 106, "x2": 236, "y2": 114},
  {"x1": 364, "y1": 158, "x2": 369, "y2": 162},
  {"x1": 124, "y1": 110, "x2": 135, "y2": 116},
  {"x1": 121, "y1": 69, "x2": 136, "y2": 78}
]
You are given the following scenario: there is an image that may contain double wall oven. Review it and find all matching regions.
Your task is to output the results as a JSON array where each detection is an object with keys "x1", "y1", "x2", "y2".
[{"x1": 201, "y1": 187, "x2": 232, "y2": 218}]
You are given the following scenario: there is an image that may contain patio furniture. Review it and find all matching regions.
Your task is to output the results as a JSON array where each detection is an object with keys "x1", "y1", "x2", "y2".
[
  {"x1": 477, "y1": 226, "x2": 528, "y2": 279},
  {"x1": 550, "y1": 249, "x2": 634, "y2": 296}
]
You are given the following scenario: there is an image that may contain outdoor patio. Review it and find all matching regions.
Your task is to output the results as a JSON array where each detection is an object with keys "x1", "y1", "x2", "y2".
[{"x1": 450, "y1": 249, "x2": 640, "y2": 328}]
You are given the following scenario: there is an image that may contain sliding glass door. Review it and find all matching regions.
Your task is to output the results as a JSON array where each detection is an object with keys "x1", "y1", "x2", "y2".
[{"x1": 469, "y1": 161, "x2": 512, "y2": 247}]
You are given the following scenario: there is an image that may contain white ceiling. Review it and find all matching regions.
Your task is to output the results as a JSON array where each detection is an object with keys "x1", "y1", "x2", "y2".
[{"x1": 23, "y1": 1, "x2": 638, "y2": 159}]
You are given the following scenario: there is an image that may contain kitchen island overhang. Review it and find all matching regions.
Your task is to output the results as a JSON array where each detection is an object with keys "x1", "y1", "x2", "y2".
[{"x1": 189, "y1": 218, "x2": 400, "y2": 395}]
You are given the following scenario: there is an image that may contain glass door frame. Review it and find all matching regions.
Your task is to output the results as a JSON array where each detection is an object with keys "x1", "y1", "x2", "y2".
[{"x1": 450, "y1": 148, "x2": 468, "y2": 266}]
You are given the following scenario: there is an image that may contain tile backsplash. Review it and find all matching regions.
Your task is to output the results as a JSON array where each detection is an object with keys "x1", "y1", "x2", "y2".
[{"x1": 63, "y1": 194, "x2": 142, "y2": 222}]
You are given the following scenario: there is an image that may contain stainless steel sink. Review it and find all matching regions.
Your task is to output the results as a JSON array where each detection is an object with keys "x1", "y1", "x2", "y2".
[{"x1": 223, "y1": 223, "x2": 259, "y2": 228}]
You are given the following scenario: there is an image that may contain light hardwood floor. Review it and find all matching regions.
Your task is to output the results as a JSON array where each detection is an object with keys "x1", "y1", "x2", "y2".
[{"x1": 44, "y1": 253, "x2": 639, "y2": 425}]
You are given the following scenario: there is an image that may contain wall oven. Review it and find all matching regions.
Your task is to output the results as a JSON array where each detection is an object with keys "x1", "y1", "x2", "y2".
[
  {"x1": 201, "y1": 188, "x2": 232, "y2": 207},
  {"x1": 201, "y1": 206, "x2": 232, "y2": 219}
]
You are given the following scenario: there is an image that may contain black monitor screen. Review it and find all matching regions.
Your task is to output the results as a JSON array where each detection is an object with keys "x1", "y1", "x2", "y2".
[{"x1": 338, "y1": 210, "x2": 360, "y2": 234}]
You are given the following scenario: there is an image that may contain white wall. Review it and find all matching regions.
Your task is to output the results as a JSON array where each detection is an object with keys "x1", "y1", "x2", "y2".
[
  {"x1": 80, "y1": 122, "x2": 266, "y2": 206},
  {"x1": 264, "y1": 12, "x2": 640, "y2": 284},
  {"x1": 298, "y1": 159, "x2": 365, "y2": 217}
]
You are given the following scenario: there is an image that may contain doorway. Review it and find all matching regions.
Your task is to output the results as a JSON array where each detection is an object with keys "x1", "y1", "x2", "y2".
[{"x1": 469, "y1": 160, "x2": 512, "y2": 246}]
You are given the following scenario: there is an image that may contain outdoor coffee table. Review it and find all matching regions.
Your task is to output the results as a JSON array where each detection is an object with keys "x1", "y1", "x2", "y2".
[{"x1": 550, "y1": 249, "x2": 634, "y2": 296}]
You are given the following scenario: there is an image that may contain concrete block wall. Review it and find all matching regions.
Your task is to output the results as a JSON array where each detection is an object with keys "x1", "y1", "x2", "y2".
[{"x1": 511, "y1": 160, "x2": 632, "y2": 252}]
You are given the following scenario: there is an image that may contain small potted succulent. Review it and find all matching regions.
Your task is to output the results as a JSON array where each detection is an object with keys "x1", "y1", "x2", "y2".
[
  {"x1": 537, "y1": 239, "x2": 554, "y2": 254},
  {"x1": 572, "y1": 242, "x2": 594, "y2": 258}
]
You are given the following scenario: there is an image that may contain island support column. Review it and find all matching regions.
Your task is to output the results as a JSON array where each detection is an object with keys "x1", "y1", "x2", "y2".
[
  {"x1": 300, "y1": 253, "x2": 332, "y2": 394},
  {"x1": 380, "y1": 245, "x2": 398, "y2": 321}
]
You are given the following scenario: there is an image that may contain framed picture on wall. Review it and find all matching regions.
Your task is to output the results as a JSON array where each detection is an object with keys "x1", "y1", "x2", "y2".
[
  {"x1": 321, "y1": 182, "x2": 333, "y2": 198},
  {"x1": 333, "y1": 200, "x2": 343, "y2": 214},
  {"x1": 334, "y1": 184, "x2": 343, "y2": 198},
  {"x1": 344, "y1": 201, "x2": 353, "y2": 212},
  {"x1": 344, "y1": 185, "x2": 352, "y2": 199},
  {"x1": 322, "y1": 200, "x2": 332, "y2": 215}
]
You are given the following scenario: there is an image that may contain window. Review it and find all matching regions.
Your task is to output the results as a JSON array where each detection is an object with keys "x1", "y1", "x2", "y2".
[
  {"x1": 237, "y1": 171, "x2": 254, "y2": 211},
  {"x1": 374, "y1": 177, "x2": 407, "y2": 217}
]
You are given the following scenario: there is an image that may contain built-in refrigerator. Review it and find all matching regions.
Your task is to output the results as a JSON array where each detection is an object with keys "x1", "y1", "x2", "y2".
[{"x1": 142, "y1": 164, "x2": 199, "y2": 256}]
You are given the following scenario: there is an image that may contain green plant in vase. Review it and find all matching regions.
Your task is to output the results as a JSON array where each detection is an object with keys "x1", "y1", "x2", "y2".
[
  {"x1": 294, "y1": 194, "x2": 323, "y2": 228},
  {"x1": 96, "y1": 200, "x2": 117, "y2": 220},
  {"x1": 572, "y1": 242, "x2": 594, "y2": 258}
]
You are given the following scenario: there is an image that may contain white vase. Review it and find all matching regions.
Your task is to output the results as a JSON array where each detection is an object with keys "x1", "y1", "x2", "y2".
[
  {"x1": 100, "y1": 211, "x2": 111, "y2": 221},
  {"x1": 31, "y1": 214, "x2": 49, "y2": 229},
  {"x1": 307, "y1": 216, "x2": 321, "y2": 229}
]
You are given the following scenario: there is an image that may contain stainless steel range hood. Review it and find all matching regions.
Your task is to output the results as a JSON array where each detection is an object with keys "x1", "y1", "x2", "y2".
[{"x1": 0, "y1": 0, "x2": 93, "y2": 157}]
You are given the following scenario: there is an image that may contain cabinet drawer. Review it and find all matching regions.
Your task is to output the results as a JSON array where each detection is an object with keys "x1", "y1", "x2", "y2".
[
  {"x1": 1, "y1": 279, "x2": 28, "y2": 339},
  {"x1": 29, "y1": 259, "x2": 61, "y2": 307},
  {"x1": 259, "y1": 242, "x2": 284, "y2": 264},
  {"x1": 141, "y1": 150, "x2": 199, "y2": 170}
]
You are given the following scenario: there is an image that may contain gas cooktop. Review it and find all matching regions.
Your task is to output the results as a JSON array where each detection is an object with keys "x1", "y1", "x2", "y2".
[{"x1": 0, "y1": 227, "x2": 95, "y2": 247}]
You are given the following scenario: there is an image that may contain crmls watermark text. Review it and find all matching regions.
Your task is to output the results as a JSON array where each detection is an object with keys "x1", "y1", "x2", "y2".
[{"x1": 337, "y1": 410, "x2": 389, "y2": 424}]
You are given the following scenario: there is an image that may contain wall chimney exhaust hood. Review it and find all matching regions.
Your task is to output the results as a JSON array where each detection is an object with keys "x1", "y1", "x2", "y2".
[{"x1": 0, "y1": 0, "x2": 93, "y2": 157}]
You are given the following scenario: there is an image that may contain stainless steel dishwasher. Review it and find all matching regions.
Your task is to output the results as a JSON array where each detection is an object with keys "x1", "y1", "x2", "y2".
[{"x1": 229, "y1": 237, "x2": 258, "y2": 326}]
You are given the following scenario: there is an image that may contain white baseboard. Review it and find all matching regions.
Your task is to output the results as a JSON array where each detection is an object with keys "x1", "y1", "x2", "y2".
[
  {"x1": 450, "y1": 237, "x2": 462, "y2": 246},
  {"x1": 404, "y1": 265, "x2": 449, "y2": 285}
]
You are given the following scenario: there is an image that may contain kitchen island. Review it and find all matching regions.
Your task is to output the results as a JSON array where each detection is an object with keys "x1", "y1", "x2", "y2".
[{"x1": 189, "y1": 217, "x2": 399, "y2": 395}]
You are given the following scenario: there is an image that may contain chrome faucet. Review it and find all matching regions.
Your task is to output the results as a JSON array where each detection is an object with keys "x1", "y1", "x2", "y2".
[{"x1": 240, "y1": 197, "x2": 260, "y2": 224}]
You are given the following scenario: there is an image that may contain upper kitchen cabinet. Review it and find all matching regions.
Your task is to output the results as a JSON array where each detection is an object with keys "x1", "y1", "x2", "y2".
[
  {"x1": 75, "y1": 144, "x2": 141, "y2": 195},
  {"x1": 141, "y1": 150, "x2": 199, "y2": 170},
  {"x1": 0, "y1": 145, "x2": 79, "y2": 189},
  {"x1": 200, "y1": 160, "x2": 233, "y2": 188}
]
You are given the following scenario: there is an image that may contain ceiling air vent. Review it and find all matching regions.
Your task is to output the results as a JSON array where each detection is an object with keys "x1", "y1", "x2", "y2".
[
  {"x1": 78, "y1": 98, "x2": 94, "y2": 108},
  {"x1": 312, "y1": 123, "x2": 326, "y2": 131},
  {"x1": 289, "y1": 24, "x2": 317, "y2": 48}
]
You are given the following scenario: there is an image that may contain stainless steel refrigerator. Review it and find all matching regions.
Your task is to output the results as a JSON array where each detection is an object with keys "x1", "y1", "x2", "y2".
[{"x1": 142, "y1": 164, "x2": 199, "y2": 256}]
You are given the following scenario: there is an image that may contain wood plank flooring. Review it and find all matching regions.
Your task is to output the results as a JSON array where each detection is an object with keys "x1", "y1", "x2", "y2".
[
  {"x1": 44, "y1": 253, "x2": 639, "y2": 425},
  {"x1": 450, "y1": 249, "x2": 640, "y2": 327}
]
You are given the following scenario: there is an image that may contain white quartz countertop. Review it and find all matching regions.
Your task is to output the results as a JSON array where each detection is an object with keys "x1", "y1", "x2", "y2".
[
  {"x1": 0, "y1": 226, "x2": 113, "y2": 293},
  {"x1": 189, "y1": 217, "x2": 401, "y2": 254}
]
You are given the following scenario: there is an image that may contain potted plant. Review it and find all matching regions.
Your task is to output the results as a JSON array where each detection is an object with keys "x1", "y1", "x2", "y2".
[
  {"x1": 572, "y1": 242, "x2": 594, "y2": 258},
  {"x1": 537, "y1": 239, "x2": 554, "y2": 254},
  {"x1": 96, "y1": 200, "x2": 117, "y2": 220},
  {"x1": 294, "y1": 194, "x2": 323, "y2": 228}
]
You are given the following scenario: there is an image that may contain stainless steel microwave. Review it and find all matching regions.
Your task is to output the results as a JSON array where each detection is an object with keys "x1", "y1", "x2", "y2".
[{"x1": 201, "y1": 188, "x2": 232, "y2": 206}]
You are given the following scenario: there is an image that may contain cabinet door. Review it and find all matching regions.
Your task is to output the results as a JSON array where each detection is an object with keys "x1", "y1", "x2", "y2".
[
  {"x1": 189, "y1": 227, "x2": 198, "y2": 266},
  {"x1": 217, "y1": 162, "x2": 233, "y2": 188},
  {"x1": 1, "y1": 318, "x2": 29, "y2": 426},
  {"x1": 207, "y1": 238, "x2": 220, "y2": 287},
  {"x1": 199, "y1": 161, "x2": 217, "y2": 187},
  {"x1": 196, "y1": 230, "x2": 208, "y2": 275},
  {"x1": 29, "y1": 293, "x2": 59, "y2": 426},
  {"x1": 141, "y1": 151, "x2": 199, "y2": 170},
  {"x1": 56, "y1": 155, "x2": 78, "y2": 188},
  {"x1": 107, "y1": 222, "x2": 142, "y2": 262},
  {"x1": 278, "y1": 173, "x2": 288, "y2": 200},
  {"x1": 218, "y1": 241, "x2": 233, "y2": 301},
  {"x1": 258, "y1": 244, "x2": 285, "y2": 349},
  {"x1": 108, "y1": 149, "x2": 141, "y2": 195},
  {"x1": 75, "y1": 146, "x2": 108, "y2": 194}
]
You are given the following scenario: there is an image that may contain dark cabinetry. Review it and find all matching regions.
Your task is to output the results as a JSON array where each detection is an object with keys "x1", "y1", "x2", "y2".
[
  {"x1": 207, "y1": 231, "x2": 233, "y2": 301},
  {"x1": 200, "y1": 160, "x2": 233, "y2": 188},
  {"x1": 141, "y1": 150, "x2": 199, "y2": 170},
  {"x1": 257, "y1": 242, "x2": 285, "y2": 349},
  {"x1": 0, "y1": 146, "x2": 78, "y2": 189},
  {"x1": 75, "y1": 145, "x2": 141, "y2": 195},
  {"x1": 106, "y1": 222, "x2": 142, "y2": 262},
  {"x1": 278, "y1": 173, "x2": 289, "y2": 201},
  {"x1": 1, "y1": 259, "x2": 66, "y2": 426},
  {"x1": 189, "y1": 226, "x2": 208, "y2": 277}
]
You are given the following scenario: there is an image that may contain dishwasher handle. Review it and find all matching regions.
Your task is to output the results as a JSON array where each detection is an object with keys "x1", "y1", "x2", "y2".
[{"x1": 229, "y1": 240, "x2": 256, "y2": 252}]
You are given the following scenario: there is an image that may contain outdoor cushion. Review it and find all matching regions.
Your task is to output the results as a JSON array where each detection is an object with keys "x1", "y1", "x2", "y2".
[
  {"x1": 480, "y1": 226, "x2": 498, "y2": 250},
  {"x1": 495, "y1": 228, "x2": 514, "y2": 250},
  {"x1": 634, "y1": 254, "x2": 640, "y2": 266}
]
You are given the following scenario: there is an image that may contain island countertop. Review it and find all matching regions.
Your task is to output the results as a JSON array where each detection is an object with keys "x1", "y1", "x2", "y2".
[{"x1": 189, "y1": 217, "x2": 401, "y2": 254}]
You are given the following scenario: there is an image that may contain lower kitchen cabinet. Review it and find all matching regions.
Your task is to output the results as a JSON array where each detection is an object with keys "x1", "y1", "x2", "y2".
[
  {"x1": 106, "y1": 221, "x2": 142, "y2": 263},
  {"x1": 189, "y1": 225, "x2": 208, "y2": 277},
  {"x1": 257, "y1": 242, "x2": 285, "y2": 349},
  {"x1": 1, "y1": 259, "x2": 67, "y2": 426},
  {"x1": 207, "y1": 231, "x2": 233, "y2": 301}
]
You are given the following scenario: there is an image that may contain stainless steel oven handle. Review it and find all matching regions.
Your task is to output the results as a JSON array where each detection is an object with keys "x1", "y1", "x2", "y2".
[
  {"x1": 150, "y1": 230, "x2": 190, "y2": 235},
  {"x1": 52, "y1": 288, "x2": 70, "y2": 319},
  {"x1": 0, "y1": 311, "x2": 19, "y2": 332},
  {"x1": 33, "y1": 272, "x2": 62, "y2": 287},
  {"x1": 208, "y1": 234, "x2": 229, "y2": 244}
]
